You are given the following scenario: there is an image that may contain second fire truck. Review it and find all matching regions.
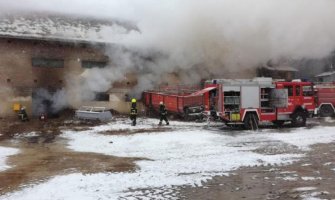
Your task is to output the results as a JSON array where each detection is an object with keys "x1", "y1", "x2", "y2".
[{"x1": 203, "y1": 78, "x2": 315, "y2": 129}]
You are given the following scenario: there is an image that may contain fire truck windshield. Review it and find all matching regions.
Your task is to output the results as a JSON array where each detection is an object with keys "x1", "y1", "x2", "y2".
[{"x1": 303, "y1": 85, "x2": 313, "y2": 96}]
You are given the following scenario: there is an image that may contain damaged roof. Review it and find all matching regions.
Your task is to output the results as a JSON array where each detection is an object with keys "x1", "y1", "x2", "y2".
[
  {"x1": 262, "y1": 65, "x2": 298, "y2": 72},
  {"x1": 315, "y1": 71, "x2": 335, "y2": 77},
  {"x1": 0, "y1": 13, "x2": 139, "y2": 44}
]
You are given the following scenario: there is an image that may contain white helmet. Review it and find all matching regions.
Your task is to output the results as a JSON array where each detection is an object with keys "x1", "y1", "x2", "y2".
[{"x1": 160, "y1": 101, "x2": 163, "y2": 105}]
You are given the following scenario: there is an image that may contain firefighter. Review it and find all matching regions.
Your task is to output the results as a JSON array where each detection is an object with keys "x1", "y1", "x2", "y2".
[
  {"x1": 159, "y1": 101, "x2": 169, "y2": 125},
  {"x1": 130, "y1": 98, "x2": 137, "y2": 126},
  {"x1": 39, "y1": 113, "x2": 47, "y2": 121},
  {"x1": 210, "y1": 103, "x2": 218, "y2": 120},
  {"x1": 18, "y1": 106, "x2": 29, "y2": 122}
]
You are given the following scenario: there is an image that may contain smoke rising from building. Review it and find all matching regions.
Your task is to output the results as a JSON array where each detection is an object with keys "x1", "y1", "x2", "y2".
[{"x1": 3, "y1": 0, "x2": 335, "y2": 102}]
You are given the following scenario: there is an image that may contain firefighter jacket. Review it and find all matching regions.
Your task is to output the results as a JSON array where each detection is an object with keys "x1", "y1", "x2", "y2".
[
  {"x1": 159, "y1": 105, "x2": 167, "y2": 115},
  {"x1": 130, "y1": 108, "x2": 137, "y2": 116}
]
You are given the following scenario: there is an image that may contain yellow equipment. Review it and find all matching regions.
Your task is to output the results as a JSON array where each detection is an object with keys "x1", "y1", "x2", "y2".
[
  {"x1": 231, "y1": 113, "x2": 241, "y2": 121},
  {"x1": 131, "y1": 98, "x2": 137, "y2": 103},
  {"x1": 13, "y1": 103, "x2": 21, "y2": 112}
]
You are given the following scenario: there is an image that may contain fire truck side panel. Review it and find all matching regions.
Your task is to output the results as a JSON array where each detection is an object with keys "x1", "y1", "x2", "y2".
[
  {"x1": 275, "y1": 83, "x2": 296, "y2": 115},
  {"x1": 275, "y1": 82, "x2": 315, "y2": 117},
  {"x1": 317, "y1": 87, "x2": 335, "y2": 106},
  {"x1": 241, "y1": 86, "x2": 260, "y2": 109},
  {"x1": 143, "y1": 89, "x2": 209, "y2": 116},
  {"x1": 259, "y1": 112, "x2": 277, "y2": 121},
  {"x1": 164, "y1": 96, "x2": 179, "y2": 113},
  {"x1": 315, "y1": 84, "x2": 335, "y2": 116},
  {"x1": 177, "y1": 97, "x2": 184, "y2": 113},
  {"x1": 151, "y1": 93, "x2": 164, "y2": 110},
  {"x1": 143, "y1": 92, "x2": 151, "y2": 107}
]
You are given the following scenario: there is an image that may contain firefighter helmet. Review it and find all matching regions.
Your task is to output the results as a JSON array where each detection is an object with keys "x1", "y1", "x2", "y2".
[
  {"x1": 160, "y1": 101, "x2": 163, "y2": 105},
  {"x1": 131, "y1": 98, "x2": 137, "y2": 103}
]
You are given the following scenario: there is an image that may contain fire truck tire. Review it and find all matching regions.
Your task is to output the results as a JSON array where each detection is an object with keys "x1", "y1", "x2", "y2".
[
  {"x1": 243, "y1": 113, "x2": 258, "y2": 130},
  {"x1": 319, "y1": 105, "x2": 335, "y2": 117},
  {"x1": 291, "y1": 111, "x2": 306, "y2": 127}
]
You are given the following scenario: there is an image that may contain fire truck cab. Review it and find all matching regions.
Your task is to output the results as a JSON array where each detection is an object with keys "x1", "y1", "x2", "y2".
[{"x1": 205, "y1": 78, "x2": 315, "y2": 129}]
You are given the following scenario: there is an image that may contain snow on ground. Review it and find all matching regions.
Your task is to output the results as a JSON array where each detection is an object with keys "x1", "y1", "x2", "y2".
[
  {"x1": 2, "y1": 119, "x2": 335, "y2": 200},
  {"x1": 0, "y1": 146, "x2": 19, "y2": 171},
  {"x1": 79, "y1": 118, "x2": 206, "y2": 133},
  {"x1": 301, "y1": 177, "x2": 322, "y2": 181},
  {"x1": 267, "y1": 126, "x2": 335, "y2": 150}
]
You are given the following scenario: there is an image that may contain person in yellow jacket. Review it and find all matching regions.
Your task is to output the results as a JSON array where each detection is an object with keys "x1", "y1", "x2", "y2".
[{"x1": 130, "y1": 98, "x2": 137, "y2": 126}]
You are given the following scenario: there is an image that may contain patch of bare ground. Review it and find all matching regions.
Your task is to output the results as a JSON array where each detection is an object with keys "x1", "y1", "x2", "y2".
[
  {"x1": 0, "y1": 116, "x2": 142, "y2": 195},
  {"x1": 178, "y1": 142, "x2": 335, "y2": 200},
  {"x1": 0, "y1": 138, "x2": 140, "y2": 195}
]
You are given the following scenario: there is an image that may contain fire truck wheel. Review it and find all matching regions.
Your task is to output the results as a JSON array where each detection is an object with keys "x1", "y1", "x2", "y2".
[
  {"x1": 319, "y1": 105, "x2": 335, "y2": 117},
  {"x1": 291, "y1": 111, "x2": 306, "y2": 127},
  {"x1": 243, "y1": 113, "x2": 258, "y2": 130}
]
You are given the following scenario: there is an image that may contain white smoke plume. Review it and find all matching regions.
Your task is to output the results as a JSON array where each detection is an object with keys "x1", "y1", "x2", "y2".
[{"x1": 2, "y1": 0, "x2": 335, "y2": 99}]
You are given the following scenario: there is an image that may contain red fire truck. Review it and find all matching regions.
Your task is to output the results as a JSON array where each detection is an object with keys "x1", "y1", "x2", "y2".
[
  {"x1": 314, "y1": 83, "x2": 335, "y2": 117},
  {"x1": 143, "y1": 86, "x2": 211, "y2": 119},
  {"x1": 203, "y1": 78, "x2": 315, "y2": 129}
]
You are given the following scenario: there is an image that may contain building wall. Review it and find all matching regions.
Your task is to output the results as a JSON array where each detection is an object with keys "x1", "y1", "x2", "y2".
[
  {"x1": 317, "y1": 74, "x2": 335, "y2": 83},
  {"x1": 257, "y1": 68, "x2": 296, "y2": 81},
  {"x1": 0, "y1": 37, "x2": 134, "y2": 117}
]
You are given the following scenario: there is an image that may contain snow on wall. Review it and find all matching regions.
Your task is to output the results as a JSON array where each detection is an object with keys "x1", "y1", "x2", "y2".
[{"x1": 0, "y1": 15, "x2": 135, "y2": 43}]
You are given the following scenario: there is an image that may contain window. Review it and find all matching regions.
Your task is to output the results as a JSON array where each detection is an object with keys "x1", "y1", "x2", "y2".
[
  {"x1": 82, "y1": 61, "x2": 107, "y2": 69},
  {"x1": 295, "y1": 86, "x2": 301, "y2": 96},
  {"x1": 32, "y1": 58, "x2": 64, "y2": 68},
  {"x1": 95, "y1": 92, "x2": 110, "y2": 101},
  {"x1": 303, "y1": 85, "x2": 314, "y2": 96},
  {"x1": 285, "y1": 86, "x2": 293, "y2": 96}
]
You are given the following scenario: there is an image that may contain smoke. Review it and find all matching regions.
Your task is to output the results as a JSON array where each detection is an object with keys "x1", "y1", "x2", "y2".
[
  {"x1": 77, "y1": 0, "x2": 335, "y2": 98},
  {"x1": 3, "y1": 0, "x2": 335, "y2": 99},
  {"x1": 32, "y1": 88, "x2": 68, "y2": 116}
]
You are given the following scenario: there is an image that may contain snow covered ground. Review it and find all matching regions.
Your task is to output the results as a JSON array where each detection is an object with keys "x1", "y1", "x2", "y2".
[
  {"x1": 1, "y1": 119, "x2": 335, "y2": 200},
  {"x1": 0, "y1": 147, "x2": 19, "y2": 172}
]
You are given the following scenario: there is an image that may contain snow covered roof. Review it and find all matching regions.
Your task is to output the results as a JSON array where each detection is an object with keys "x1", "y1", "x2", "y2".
[
  {"x1": 262, "y1": 65, "x2": 298, "y2": 72},
  {"x1": 315, "y1": 71, "x2": 335, "y2": 77},
  {"x1": 0, "y1": 13, "x2": 139, "y2": 44}
]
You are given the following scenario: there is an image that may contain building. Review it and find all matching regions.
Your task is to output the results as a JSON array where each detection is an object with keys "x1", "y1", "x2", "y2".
[
  {"x1": 0, "y1": 13, "x2": 139, "y2": 117},
  {"x1": 257, "y1": 65, "x2": 298, "y2": 81},
  {"x1": 315, "y1": 71, "x2": 335, "y2": 83}
]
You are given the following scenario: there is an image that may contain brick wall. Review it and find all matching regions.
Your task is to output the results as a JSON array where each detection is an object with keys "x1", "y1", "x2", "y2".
[{"x1": 0, "y1": 37, "x2": 110, "y2": 117}]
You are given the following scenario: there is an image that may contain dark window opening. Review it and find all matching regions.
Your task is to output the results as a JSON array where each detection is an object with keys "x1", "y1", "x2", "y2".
[
  {"x1": 7, "y1": 78, "x2": 11, "y2": 83},
  {"x1": 34, "y1": 79, "x2": 37, "y2": 83},
  {"x1": 303, "y1": 85, "x2": 313, "y2": 96},
  {"x1": 295, "y1": 86, "x2": 301, "y2": 96},
  {"x1": 126, "y1": 82, "x2": 130, "y2": 85},
  {"x1": 82, "y1": 60, "x2": 107, "y2": 69},
  {"x1": 95, "y1": 92, "x2": 110, "y2": 101},
  {"x1": 59, "y1": 80, "x2": 63, "y2": 84},
  {"x1": 285, "y1": 86, "x2": 293, "y2": 96},
  {"x1": 7, "y1": 40, "x2": 12, "y2": 44},
  {"x1": 32, "y1": 58, "x2": 64, "y2": 68}
]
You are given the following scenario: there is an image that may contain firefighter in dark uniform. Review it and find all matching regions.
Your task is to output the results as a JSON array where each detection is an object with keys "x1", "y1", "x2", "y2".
[
  {"x1": 18, "y1": 106, "x2": 29, "y2": 122},
  {"x1": 130, "y1": 98, "x2": 137, "y2": 126},
  {"x1": 159, "y1": 101, "x2": 169, "y2": 125}
]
